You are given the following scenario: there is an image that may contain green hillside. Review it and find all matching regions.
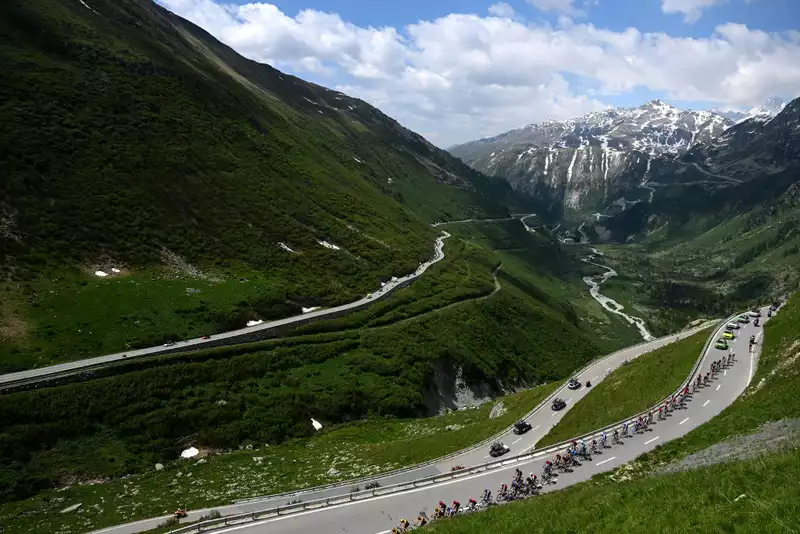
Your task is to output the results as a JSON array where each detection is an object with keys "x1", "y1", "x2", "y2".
[
  {"x1": 0, "y1": 219, "x2": 644, "y2": 508},
  {"x1": 424, "y1": 294, "x2": 800, "y2": 534},
  {"x1": 0, "y1": 0, "x2": 532, "y2": 371}
]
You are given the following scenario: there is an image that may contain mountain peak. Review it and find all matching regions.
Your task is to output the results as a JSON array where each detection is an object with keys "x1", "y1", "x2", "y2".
[{"x1": 710, "y1": 96, "x2": 789, "y2": 124}]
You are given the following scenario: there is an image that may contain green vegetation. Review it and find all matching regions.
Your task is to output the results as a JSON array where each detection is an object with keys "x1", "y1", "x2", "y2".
[
  {"x1": 426, "y1": 446, "x2": 800, "y2": 534},
  {"x1": 588, "y1": 174, "x2": 799, "y2": 335},
  {"x1": 0, "y1": 383, "x2": 560, "y2": 533},
  {"x1": 0, "y1": 0, "x2": 532, "y2": 370},
  {"x1": 636, "y1": 293, "x2": 800, "y2": 468},
  {"x1": 424, "y1": 295, "x2": 800, "y2": 534},
  {"x1": 537, "y1": 329, "x2": 709, "y2": 446},
  {"x1": 0, "y1": 220, "x2": 641, "y2": 508}
]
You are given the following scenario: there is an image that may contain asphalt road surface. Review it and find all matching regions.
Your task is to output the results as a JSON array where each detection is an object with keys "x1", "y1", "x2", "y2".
[
  {"x1": 95, "y1": 320, "x2": 714, "y2": 534},
  {"x1": 183, "y1": 306, "x2": 769, "y2": 534},
  {"x1": 0, "y1": 234, "x2": 449, "y2": 388}
]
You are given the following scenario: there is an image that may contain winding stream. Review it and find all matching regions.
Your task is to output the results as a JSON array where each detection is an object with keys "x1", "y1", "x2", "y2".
[{"x1": 581, "y1": 250, "x2": 654, "y2": 341}]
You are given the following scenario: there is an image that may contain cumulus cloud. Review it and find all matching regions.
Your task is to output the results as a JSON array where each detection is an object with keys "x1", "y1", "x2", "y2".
[
  {"x1": 528, "y1": 0, "x2": 583, "y2": 16},
  {"x1": 661, "y1": 0, "x2": 726, "y2": 24},
  {"x1": 488, "y1": 2, "x2": 516, "y2": 18},
  {"x1": 158, "y1": 0, "x2": 800, "y2": 146}
]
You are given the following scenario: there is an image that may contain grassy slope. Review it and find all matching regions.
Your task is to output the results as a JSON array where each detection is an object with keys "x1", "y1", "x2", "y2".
[
  {"x1": 590, "y1": 177, "x2": 799, "y2": 335},
  {"x1": 537, "y1": 329, "x2": 708, "y2": 446},
  {"x1": 0, "y1": 221, "x2": 641, "y2": 507},
  {"x1": 0, "y1": 0, "x2": 531, "y2": 371},
  {"x1": 635, "y1": 293, "x2": 800, "y2": 468},
  {"x1": 418, "y1": 294, "x2": 800, "y2": 534},
  {"x1": 0, "y1": 383, "x2": 559, "y2": 533},
  {"x1": 425, "y1": 447, "x2": 800, "y2": 534}
]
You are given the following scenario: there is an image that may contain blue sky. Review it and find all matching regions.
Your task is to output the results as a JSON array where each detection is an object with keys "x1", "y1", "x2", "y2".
[
  {"x1": 229, "y1": 0, "x2": 798, "y2": 37},
  {"x1": 161, "y1": 0, "x2": 800, "y2": 145}
]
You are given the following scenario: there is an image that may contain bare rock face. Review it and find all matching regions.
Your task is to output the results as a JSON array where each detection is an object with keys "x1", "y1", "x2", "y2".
[
  {"x1": 451, "y1": 100, "x2": 735, "y2": 214},
  {"x1": 489, "y1": 401, "x2": 506, "y2": 419}
]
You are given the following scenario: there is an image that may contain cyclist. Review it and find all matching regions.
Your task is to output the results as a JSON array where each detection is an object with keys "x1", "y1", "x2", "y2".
[
  {"x1": 452, "y1": 500, "x2": 461, "y2": 514},
  {"x1": 433, "y1": 507, "x2": 443, "y2": 519},
  {"x1": 622, "y1": 422, "x2": 629, "y2": 436},
  {"x1": 416, "y1": 515, "x2": 428, "y2": 527},
  {"x1": 530, "y1": 473, "x2": 539, "y2": 487},
  {"x1": 467, "y1": 498, "x2": 478, "y2": 511},
  {"x1": 482, "y1": 488, "x2": 492, "y2": 503},
  {"x1": 399, "y1": 518, "x2": 410, "y2": 530},
  {"x1": 600, "y1": 431, "x2": 607, "y2": 448},
  {"x1": 658, "y1": 405, "x2": 664, "y2": 420},
  {"x1": 613, "y1": 427, "x2": 621, "y2": 443},
  {"x1": 439, "y1": 500, "x2": 447, "y2": 512},
  {"x1": 514, "y1": 468, "x2": 523, "y2": 482}
]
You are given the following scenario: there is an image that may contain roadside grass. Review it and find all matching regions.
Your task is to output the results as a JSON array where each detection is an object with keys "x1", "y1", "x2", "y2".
[
  {"x1": 537, "y1": 329, "x2": 710, "y2": 447},
  {"x1": 425, "y1": 445, "x2": 800, "y2": 534},
  {"x1": 0, "y1": 222, "x2": 615, "y2": 508},
  {"x1": 633, "y1": 293, "x2": 800, "y2": 470},
  {"x1": 0, "y1": 237, "x2": 491, "y2": 373},
  {"x1": 0, "y1": 383, "x2": 559, "y2": 534}
]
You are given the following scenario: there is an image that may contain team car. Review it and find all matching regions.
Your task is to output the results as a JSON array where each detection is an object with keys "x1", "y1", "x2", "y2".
[
  {"x1": 722, "y1": 331, "x2": 734, "y2": 340},
  {"x1": 489, "y1": 441, "x2": 511, "y2": 458},
  {"x1": 715, "y1": 339, "x2": 729, "y2": 350},
  {"x1": 551, "y1": 397, "x2": 567, "y2": 411},
  {"x1": 513, "y1": 420, "x2": 533, "y2": 435},
  {"x1": 567, "y1": 378, "x2": 582, "y2": 390}
]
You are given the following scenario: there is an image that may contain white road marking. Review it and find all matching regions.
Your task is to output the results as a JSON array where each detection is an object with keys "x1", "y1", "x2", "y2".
[
  {"x1": 716, "y1": 384, "x2": 721, "y2": 391},
  {"x1": 567, "y1": 397, "x2": 573, "y2": 404},
  {"x1": 703, "y1": 400, "x2": 710, "y2": 407},
  {"x1": 679, "y1": 417, "x2": 689, "y2": 425},
  {"x1": 596, "y1": 456, "x2": 616, "y2": 466},
  {"x1": 592, "y1": 376, "x2": 598, "y2": 381},
  {"x1": 644, "y1": 436, "x2": 659, "y2": 445},
  {"x1": 532, "y1": 425, "x2": 540, "y2": 431},
  {"x1": 483, "y1": 455, "x2": 490, "y2": 459},
  {"x1": 724, "y1": 370, "x2": 727, "y2": 376},
  {"x1": 512, "y1": 438, "x2": 522, "y2": 445}
]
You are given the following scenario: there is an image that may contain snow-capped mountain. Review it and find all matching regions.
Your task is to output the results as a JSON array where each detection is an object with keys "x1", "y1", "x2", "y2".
[
  {"x1": 710, "y1": 97, "x2": 787, "y2": 124},
  {"x1": 449, "y1": 100, "x2": 733, "y2": 212}
]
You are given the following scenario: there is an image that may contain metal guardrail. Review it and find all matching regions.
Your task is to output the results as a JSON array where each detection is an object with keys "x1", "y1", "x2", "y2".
[
  {"x1": 164, "y1": 320, "x2": 722, "y2": 533},
  {"x1": 231, "y1": 321, "x2": 714, "y2": 508}
]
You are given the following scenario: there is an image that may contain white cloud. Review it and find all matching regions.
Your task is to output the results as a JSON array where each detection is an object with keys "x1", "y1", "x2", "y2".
[
  {"x1": 527, "y1": 0, "x2": 582, "y2": 16},
  {"x1": 661, "y1": 0, "x2": 726, "y2": 24},
  {"x1": 488, "y1": 2, "x2": 516, "y2": 18},
  {"x1": 158, "y1": 0, "x2": 800, "y2": 146}
]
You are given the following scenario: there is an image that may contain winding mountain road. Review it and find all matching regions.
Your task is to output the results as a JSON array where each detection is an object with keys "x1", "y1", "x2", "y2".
[
  {"x1": 0, "y1": 233, "x2": 452, "y2": 389},
  {"x1": 177, "y1": 306, "x2": 770, "y2": 534},
  {"x1": 95, "y1": 320, "x2": 715, "y2": 534}
]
